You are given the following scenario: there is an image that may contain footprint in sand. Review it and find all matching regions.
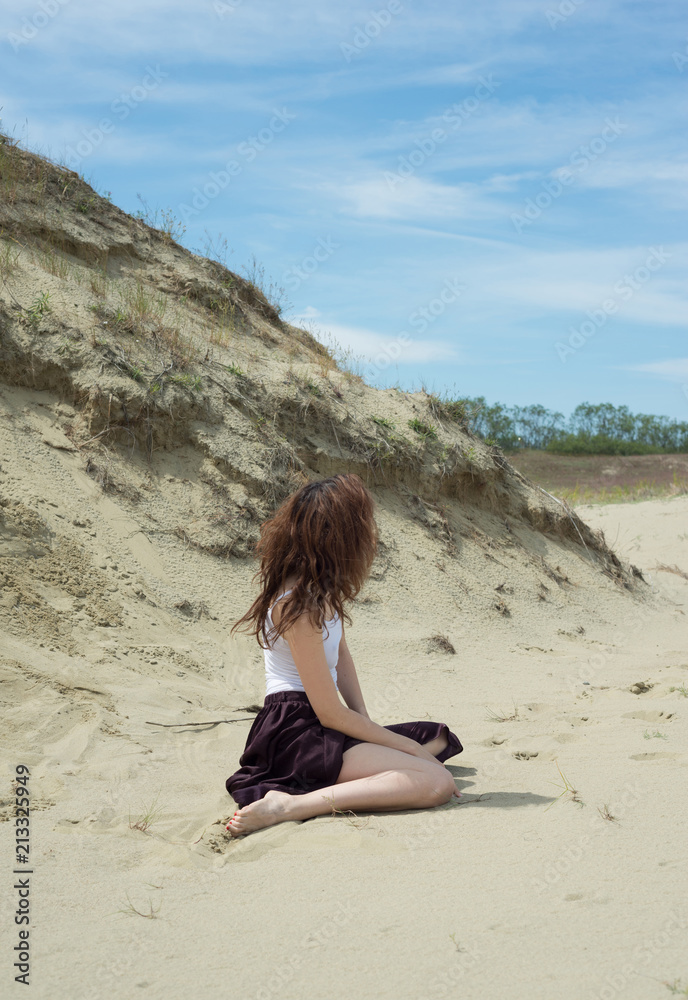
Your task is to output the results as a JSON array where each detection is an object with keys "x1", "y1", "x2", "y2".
[
  {"x1": 623, "y1": 710, "x2": 674, "y2": 722},
  {"x1": 512, "y1": 750, "x2": 539, "y2": 760}
]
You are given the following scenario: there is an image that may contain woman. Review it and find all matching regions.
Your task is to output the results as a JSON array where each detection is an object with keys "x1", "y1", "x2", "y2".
[{"x1": 225, "y1": 473, "x2": 463, "y2": 836}]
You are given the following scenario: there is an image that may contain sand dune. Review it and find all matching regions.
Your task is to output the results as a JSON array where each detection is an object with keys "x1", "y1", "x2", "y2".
[
  {"x1": 1, "y1": 139, "x2": 687, "y2": 999},
  {"x1": 3, "y1": 443, "x2": 686, "y2": 998}
]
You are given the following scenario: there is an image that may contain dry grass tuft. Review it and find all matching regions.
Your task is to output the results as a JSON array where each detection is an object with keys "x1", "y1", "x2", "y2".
[
  {"x1": 117, "y1": 892, "x2": 162, "y2": 919},
  {"x1": 427, "y1": 633, "x2": 456, "y2": 654},
  {"x1": 128, "y1": 792, "x2": 163, "y2": 834},
  {"x1": 485, "y1": 704, "x2": 519, "y2": 723},
  {"x1": 597, "y1": 804, "x2": 618, "y2": 823},
  {"x1": 546, "y1": 760, "x2": 583, "y2": 810}
]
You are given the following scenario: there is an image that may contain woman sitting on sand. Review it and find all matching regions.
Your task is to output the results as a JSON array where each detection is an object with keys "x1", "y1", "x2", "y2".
[{"x1": 225, "y1": 473, "x2": 463, "y2": 836}]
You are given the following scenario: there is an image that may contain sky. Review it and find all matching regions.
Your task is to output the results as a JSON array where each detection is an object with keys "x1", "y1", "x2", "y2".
[{"x1": 2, "y1": 0, "x2": 687, "y2": 422}]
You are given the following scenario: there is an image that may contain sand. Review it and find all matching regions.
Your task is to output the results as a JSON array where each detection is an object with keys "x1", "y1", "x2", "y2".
[
  {"x1": 1, "y1": 140, "x2": 687, "y2": 999},
  {"x1": 2, "y1": 404, "x2": 686, "y2": 1000}
]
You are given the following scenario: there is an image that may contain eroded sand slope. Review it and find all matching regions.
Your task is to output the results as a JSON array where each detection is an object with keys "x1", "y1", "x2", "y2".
[{"x1": 1, "y1": 137, "x2": 686, "y2": 1000}]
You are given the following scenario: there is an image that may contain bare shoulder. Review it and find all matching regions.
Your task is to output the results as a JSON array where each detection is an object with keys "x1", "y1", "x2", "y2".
[{"x1": 271, "y1": 591, "x2": 335, "y2": 632}]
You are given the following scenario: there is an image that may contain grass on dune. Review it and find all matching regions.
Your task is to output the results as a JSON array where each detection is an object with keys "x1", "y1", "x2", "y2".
[{"x1": 561, "y1": 476, "x2": 688, "y2": 506}]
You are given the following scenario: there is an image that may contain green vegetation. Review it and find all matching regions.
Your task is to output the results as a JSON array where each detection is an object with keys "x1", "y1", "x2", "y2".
[
  {"x1": 546, "y1": 433, "x2": 678, "y2": 456},
  {"x1": 664, "y1": 980, "x2": 688, "y2": 997},
  {"x1": 26, "y1": 291, "x2": 51, "y2": 327},
  {"x1": 76, "y1": 192, "x2": 101, "y2": 214},
  {"x1": 408, "y1": 418, "x2": 437, "y2": 439},
  {"x1": 128, "y1": 792, "x2": 163, "y2": 834},
  {"x1": 118, "y1": 277, "x2": 167, "y2": 327},
  {"x1": 222, "y1": 362, "x2": 246, "y2": 378},
  {"x1": 0, "y1": 130, "x2": 26, "y2": 204},
  {"x1": 0, "y1": 237, "x2": 20, "y2": 278},
  {"x1": 558, "y1": 478, "x2": 686, "y2": 505},
  {"x1": 451, "y1": 398, "x2": 688, "y2": 454},
  {"x1": 166, "y1": 373, "x2": 202, "y2": 390},
  {"x1": 57, "y1": 334, "x2": 83, "y2": 356},
  {"x1": 122, "y1": 360, "x2": 145, "y2": 382},
  {"x1": 427, "y1": 392, "x2": 473, "y2": 426},
  {"x1": 372, "y1": 415, "x2": 395, "y2": 429}
]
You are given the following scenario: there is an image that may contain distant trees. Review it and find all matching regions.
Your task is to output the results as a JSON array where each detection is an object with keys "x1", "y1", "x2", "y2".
[{"x1": 452, "y1": 398, "x2": 688, "y2": 454}]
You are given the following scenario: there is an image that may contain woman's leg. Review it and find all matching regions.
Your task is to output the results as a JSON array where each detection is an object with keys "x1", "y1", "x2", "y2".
[{"x1": 227, "y1": 743, "x2": 457, "y2": 837}]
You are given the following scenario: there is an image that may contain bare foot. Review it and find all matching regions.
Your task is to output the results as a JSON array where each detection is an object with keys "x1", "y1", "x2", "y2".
[
  {"x1": 422, "y1": 732, "x2": 450, "y2": 758},
  {"x1": 226, "y1": 790, "x2": 293, "y2": 837}
]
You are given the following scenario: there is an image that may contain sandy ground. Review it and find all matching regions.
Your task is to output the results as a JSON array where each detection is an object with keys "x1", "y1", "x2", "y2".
[
  {"x1": 2, "y1": 459, "x2": 687, "y2": 999},
  {"x1": 2, "y1": 142, "x2": 686, "y2": 999}
]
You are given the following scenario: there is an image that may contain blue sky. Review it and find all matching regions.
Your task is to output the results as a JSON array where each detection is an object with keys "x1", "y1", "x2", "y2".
[{"x1": 3, "y1": 0, "x2": 687, "y2": 421}]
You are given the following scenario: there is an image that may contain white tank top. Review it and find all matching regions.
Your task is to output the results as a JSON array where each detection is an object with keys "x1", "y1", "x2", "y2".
[{"x1": 262, "y1": 588, "x2": 341, "y2": 695}]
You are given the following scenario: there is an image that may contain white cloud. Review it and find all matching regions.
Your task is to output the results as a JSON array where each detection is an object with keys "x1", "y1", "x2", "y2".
[
  {"x1": 328, "y1": 175, "x2": 503, "y2": 221},
  {"x1": 301, "y1": 319, "x2": 459, "y2": 365},
  {"x1": 575, "y1": 158, "x2": 688, "y2": 188},
  {"x1": 570, "y1": 154, "x2": 688, "y2": 207},
  {"x1": 399, "y1": 60, "x2": 494, "y2": 87},
  {"x1": 482, "y1": 170, "x2": 542, "y2": 192},
  {"x1": 0, "y1": 0, "x2": 565, "y2": 65},
  {"x1": 294, "y1": 305, "x2": 321, "y2": 321},
  {"x1": 290, "y1": 243, "x2": 688, "y2": 344},
  {"x1": 626, "y1": 359, "x2": 688, "y2": 382}
]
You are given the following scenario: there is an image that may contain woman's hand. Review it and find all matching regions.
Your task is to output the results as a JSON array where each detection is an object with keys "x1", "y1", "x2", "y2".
[
  {"x1": 400, "y1": 738, "x2": 448, "y2": 768},
  {"x1": 403, "y1": 739, "x2": 460, "y2": 797}
]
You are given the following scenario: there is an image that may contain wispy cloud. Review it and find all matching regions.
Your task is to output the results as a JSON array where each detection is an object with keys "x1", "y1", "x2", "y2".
[
  {"x1": 296, "y1": 315, "x2": 459, "y2": 364},
  {"x1": 626, "y1": 359, "x2": 688, "y2": 382},
  {"x1": 2, "y1": 0, "x2": 686, "y2": 418},
  {"x1": 328, "y1": 176, "x2": 504, "y2": 221}
]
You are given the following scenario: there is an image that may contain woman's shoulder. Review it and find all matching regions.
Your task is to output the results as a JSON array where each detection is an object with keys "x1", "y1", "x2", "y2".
[{"x1": 271, "y1": 588, "x2": 338, "y2": 630}]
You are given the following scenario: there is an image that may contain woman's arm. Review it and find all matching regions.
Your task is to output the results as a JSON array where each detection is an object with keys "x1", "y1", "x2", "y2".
[
  {"x1": 335, "y1": 627, "x2": 369, "y2": 719},
  {"x1": 276, "y1": 607, "x2": 441, "y2": 765}
]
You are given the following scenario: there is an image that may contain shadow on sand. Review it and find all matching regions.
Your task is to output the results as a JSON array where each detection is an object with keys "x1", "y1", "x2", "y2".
[
  {"x1": 452, "y1": 791, "x2": 555, "y2": 808},
  {"x1": 444, "y1": 767, "x2": 555, "y2": 807}
]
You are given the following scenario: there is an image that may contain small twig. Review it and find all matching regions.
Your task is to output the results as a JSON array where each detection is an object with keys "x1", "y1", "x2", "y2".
[
  {"x1": 145, "y1": 717, "x2": 254, "y2": 728},
  {"x1": 75, "y1": 426, "x2": 114, "y2": 448}
]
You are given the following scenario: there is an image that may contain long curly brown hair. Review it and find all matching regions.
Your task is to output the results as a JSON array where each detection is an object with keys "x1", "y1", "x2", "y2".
[{"x1": 231, "y1": 473, "x2": 378, "y2": 648}]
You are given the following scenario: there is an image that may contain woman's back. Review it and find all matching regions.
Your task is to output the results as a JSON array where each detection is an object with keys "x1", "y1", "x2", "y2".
[{"x1": 262, "y1": 588, "x2": 342, "y2": 695}]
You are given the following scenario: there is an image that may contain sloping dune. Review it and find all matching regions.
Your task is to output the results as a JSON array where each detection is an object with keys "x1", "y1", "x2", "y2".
[{"x1": 1, "y1": 137, "x2": 686, "y2": 1000}]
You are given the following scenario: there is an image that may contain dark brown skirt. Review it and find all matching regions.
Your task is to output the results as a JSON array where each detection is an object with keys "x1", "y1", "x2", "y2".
[{"x1": 225, "y1": 690, "x2": 464, "y2": 807}]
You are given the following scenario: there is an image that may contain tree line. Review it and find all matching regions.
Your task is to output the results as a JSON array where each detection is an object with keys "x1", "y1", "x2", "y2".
[{"x1": 451, "y1": 399, "x2": 688, "y2": 454}]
